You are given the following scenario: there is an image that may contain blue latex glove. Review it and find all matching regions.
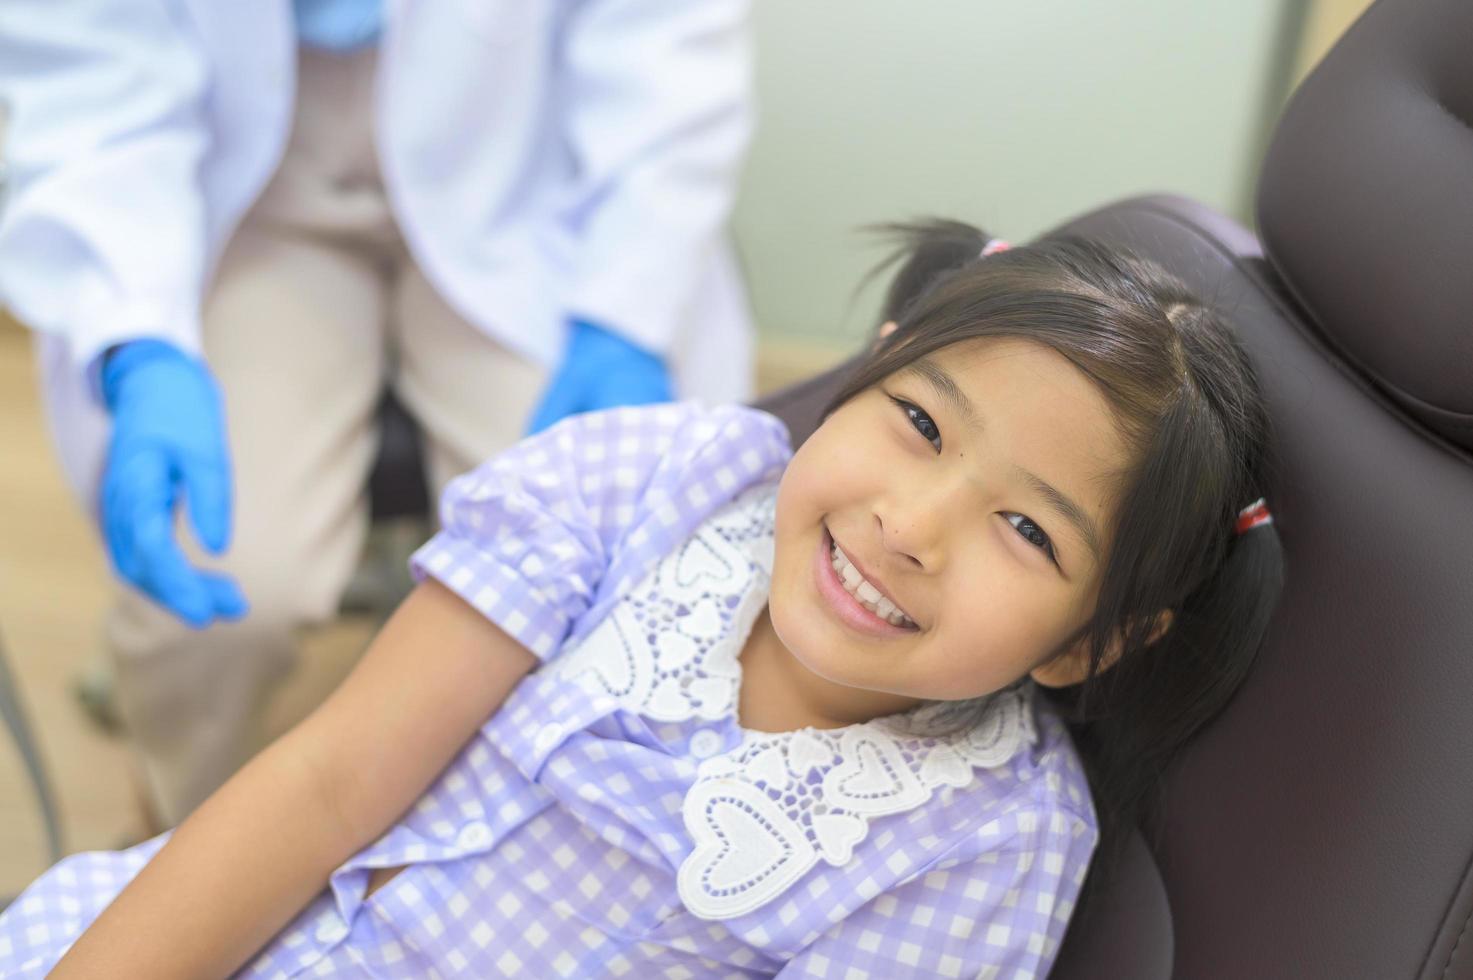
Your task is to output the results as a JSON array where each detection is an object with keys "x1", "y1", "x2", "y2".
[
  {"x1": 525, "y1": 318, "x2": 675, "y2": 435},
  {"x1": 100, "y1": 340, "x2": 248, "y2": 628}
]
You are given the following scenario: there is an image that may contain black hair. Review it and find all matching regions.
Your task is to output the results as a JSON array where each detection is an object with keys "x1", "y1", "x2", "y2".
[{"x1": 824, "y1": 218, "x2": 1285, "y2": 910}]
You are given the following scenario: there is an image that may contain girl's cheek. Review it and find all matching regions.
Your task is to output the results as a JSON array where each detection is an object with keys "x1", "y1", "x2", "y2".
[{"x1": 806, "y1": 452, "x2": 869, "y2": 510}]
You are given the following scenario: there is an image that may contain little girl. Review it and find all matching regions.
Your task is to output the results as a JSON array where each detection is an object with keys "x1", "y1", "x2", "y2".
[{"x1": 1, "y1": 220, "x2": 1281, "y2": 978}]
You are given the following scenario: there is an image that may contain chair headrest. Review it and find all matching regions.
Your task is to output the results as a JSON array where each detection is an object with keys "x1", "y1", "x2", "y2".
[{"x1": 1256, "y1": 0, "x2": 1473, "y2": 451}]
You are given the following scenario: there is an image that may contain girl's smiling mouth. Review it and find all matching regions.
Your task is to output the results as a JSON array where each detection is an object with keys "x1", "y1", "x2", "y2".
[{"x1": 815, "y1": 525, "x2": 920, "y2": 636}]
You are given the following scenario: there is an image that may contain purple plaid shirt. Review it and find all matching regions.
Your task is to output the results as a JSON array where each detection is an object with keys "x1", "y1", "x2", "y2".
[{"x1": 0, "y1": 402, "x2": 1096, "y2": 978}]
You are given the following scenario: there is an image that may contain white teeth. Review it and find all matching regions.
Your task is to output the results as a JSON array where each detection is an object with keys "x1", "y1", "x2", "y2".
[{"x1": 830, "y1": 540, "x2": 915, "y2": 627}]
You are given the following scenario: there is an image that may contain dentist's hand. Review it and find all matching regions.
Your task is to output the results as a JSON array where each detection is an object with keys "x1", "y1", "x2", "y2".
[
  {"x1": 525, "y1": 318, "x2": 674, "y2": 435},
  {"x1": 100, "y1": 339, "x2": 248, "y2": 628}
]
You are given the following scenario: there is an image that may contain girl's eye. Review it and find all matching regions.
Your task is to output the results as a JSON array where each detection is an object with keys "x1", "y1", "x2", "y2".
[
  {"x1": 887, "y1": 393, "x2": 1058, "y2": 568},
  {"x1": 1005, "y1": 513, "x2": 1057, "y2": 563},
  {"x1": 891, "y1": 397, "x2": 941, "y2": 451}
]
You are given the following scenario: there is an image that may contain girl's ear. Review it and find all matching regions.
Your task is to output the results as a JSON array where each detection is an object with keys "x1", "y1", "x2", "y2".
[{"x1": 1029, "y1": 610, "x2": 1174, "y2": 688}]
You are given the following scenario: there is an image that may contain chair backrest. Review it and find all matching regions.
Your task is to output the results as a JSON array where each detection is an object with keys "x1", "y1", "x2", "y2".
[{"x1": 759, "y1": 0, "x2": 1473, "y2": 973}]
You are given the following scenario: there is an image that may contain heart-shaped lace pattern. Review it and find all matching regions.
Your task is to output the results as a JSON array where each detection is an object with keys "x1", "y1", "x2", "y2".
[
  {"x1": 549, "y1": 483, "x2": 776, "y2": 721},
  {"x1": 678, "y1": 686, "x2": 1035, "y2": 919}
]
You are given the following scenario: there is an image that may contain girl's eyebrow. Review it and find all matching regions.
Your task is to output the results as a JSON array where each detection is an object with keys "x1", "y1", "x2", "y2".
[
  {"x1": 1011, "y1": 465, "x2": 1104, "y2": 566},
  {"x1": 903, "y1": 356, "x2": 1104, "y2": 566},
  {"x1": 903, "y1": 358, "x2": 985, "y2": 433}
]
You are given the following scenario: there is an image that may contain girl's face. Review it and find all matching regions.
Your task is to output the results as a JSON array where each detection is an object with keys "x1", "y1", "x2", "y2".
[{"x1": 767, "y1": 336, "x2": 1132, "y2": 711}]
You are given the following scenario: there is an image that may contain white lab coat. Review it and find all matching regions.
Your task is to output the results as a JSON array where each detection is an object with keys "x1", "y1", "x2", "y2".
[{"x1": 0, "y1": 0, "x2": 755, "y2": 502}]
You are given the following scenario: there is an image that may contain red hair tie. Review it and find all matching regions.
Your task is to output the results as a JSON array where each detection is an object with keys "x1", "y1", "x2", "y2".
[
  {"x1": 1234, "y1": 498, "x2": 1272, "y2": 535},
  {"x1": 980, "y1": 238, "x2": 1012, "y2": 257}
]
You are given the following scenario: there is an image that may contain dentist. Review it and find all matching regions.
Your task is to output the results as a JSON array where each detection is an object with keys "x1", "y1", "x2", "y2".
[{"x1": 0, "y1": 0, "x2": 754, "y2": 824}]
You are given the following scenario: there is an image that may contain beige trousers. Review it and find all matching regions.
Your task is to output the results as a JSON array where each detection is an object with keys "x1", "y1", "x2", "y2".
[{"x1": 107, "y1": 46, "x2": 546, "y2": 825}]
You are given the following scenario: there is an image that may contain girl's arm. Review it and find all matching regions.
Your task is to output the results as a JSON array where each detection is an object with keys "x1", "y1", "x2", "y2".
[
  {"x1": 50, "y1": 579, "x2": 537, "y2": 980},
  {"x1": 51, "y1": 400, "x2": 792, "y2": 978}
]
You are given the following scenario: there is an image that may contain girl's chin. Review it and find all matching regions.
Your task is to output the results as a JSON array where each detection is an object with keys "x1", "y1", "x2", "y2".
[{"x1": 770, "y1": 610, "x2": 889, "y2": 687}]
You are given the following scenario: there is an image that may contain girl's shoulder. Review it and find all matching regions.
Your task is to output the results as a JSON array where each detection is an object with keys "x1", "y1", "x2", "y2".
[
  {"x1": 469, "y1": 400, "x2": 792, "y2": 488},
  {"x1": 888, "y1": 688, "x2": 1099, "y2": 897},
  {"x1": 869, "y1": 685, "x2": 1099, "y2": 878}
]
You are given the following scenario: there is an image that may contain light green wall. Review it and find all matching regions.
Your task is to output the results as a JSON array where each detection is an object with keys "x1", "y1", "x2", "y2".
[{"x1": 732, "y1": 0, "x2": 1291, "y2": 349}]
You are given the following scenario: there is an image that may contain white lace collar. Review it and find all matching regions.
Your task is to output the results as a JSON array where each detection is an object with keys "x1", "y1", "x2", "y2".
[
  {"x1": 678, "y1": 685, "x2": 1036, "y2": 919},
  {"x1": 550, "y1": 484, "x2": 1039, "y2": 920}
]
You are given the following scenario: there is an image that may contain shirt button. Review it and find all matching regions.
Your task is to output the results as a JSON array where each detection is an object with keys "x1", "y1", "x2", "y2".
[
  {"x1": 314, "y1": 918, "x2": 347, "y2": 944},
  {"x1": 457, "y1": 822, "x2": 492, "y2": 850},
  {"x1": 688, "y1": 728, "x2": 725, "y2": 760},
  {"x1": 534, "y1": 723, "x2": 564, "y2": 752}
]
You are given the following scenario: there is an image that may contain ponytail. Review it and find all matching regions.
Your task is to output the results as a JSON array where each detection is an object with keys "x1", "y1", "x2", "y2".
[{"x1": 864, "y1": 219, "x2": 994, "y2": 327}]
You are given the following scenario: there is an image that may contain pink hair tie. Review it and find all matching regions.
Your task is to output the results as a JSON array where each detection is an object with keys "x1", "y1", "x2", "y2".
[
  {"x1": 1234, "y1": 498, "x2": 1272, "y2": 535},
  {"x1": 980, "y1": 238, "x2": 1012, "y2": 257}
]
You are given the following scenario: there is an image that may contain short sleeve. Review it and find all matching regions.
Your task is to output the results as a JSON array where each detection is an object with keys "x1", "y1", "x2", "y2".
[
  {"x1": 776, "y1": 804, "x2": 1097, "y2": 979},
  {"x1": 410, "y1": 401, "x2": 790, "y2": 661}
]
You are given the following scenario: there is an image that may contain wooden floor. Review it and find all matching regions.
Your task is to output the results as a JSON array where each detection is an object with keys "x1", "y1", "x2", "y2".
[{"x1": 0, "y1": 324, "x2": 141, "y2": 895}]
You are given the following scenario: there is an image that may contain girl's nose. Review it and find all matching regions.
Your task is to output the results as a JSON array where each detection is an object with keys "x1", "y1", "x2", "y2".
[
  {"x1": 875, "y1": 495, "x2": 945, "y2": 572},
  {"x1": 876, "y1": 512, "x2": 926, "y2": 570}
]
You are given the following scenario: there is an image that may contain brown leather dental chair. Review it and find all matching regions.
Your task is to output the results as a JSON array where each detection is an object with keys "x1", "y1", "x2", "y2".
[{"x1": 756, "y1": 0, "x2": 1473, "y2": 974}]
